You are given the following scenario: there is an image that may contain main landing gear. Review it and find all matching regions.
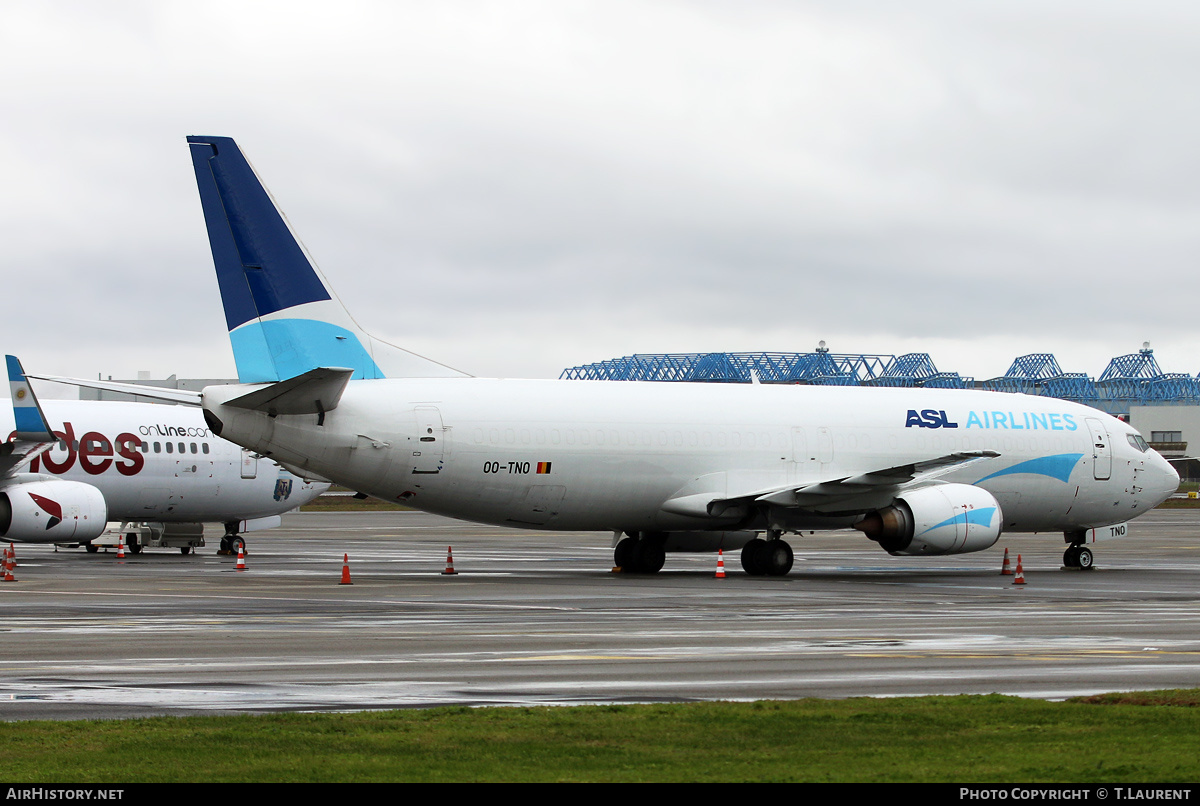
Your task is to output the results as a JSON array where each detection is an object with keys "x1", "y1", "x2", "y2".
[
  {"x1": 612, "y1": 530, "x2": 796, "y2": 576},
  {"x1": 614, "y1": 532, "x2": 667, "y2": 574},
  {"x1": 741, "y1": 530, "x2": 794, "y2": 577}
]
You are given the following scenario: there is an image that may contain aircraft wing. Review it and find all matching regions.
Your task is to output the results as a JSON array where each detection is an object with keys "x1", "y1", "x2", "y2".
[
  {"x1": 0, "y1": 356, "x2": 58, "y2": 478},
  {"x1": 661, "y1": 450, "x2": 1000, "y2": 519}
]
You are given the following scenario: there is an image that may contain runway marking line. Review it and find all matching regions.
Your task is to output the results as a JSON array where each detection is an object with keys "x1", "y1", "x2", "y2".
[{"x1": 0, "y1": 589, "x2": 581, "y2": 611}]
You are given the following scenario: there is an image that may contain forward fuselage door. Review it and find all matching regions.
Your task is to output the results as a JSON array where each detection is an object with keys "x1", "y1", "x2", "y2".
[{"x1": 1085, "y1": 417, "x2": 1111, "y2": 481}]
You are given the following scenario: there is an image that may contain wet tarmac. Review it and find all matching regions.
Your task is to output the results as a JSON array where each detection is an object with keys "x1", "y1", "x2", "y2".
[{"x1": 3, "y1": 509, "x2": 1200, "y2": 720}]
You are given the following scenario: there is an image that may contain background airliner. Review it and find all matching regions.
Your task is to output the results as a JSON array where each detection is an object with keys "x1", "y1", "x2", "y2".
[
  {"x1": 32, "y1": 136, "x2": 1181, "y2": 574},
  {"x1": 4, "y1": 355, "x2": 327, "y2": 553}
]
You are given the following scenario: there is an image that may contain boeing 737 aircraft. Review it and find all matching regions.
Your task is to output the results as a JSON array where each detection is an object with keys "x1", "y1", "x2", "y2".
[
  {"x1": 3, "y1": 355, "x2": 327, "y2": 553},
  {"x1": 33, "y1": 136, "x2": 1180, "y2": 574}
]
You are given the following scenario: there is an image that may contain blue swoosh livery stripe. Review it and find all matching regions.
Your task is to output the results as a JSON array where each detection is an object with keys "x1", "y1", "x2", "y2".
[
  {"x1": 974, "y1": 453, "x2": 1084, "y2": 486},
  {"x1": 918, "y1": 506, "x2": 997, "y2": 537}
]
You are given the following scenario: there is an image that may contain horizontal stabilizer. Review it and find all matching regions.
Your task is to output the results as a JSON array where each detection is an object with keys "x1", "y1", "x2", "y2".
[
  {"x1": 21, "y1": 373, "x2": 203, "y2": 406},
  {"x1": 224, "y1": 367, "x2": 354, "y2": 417}
]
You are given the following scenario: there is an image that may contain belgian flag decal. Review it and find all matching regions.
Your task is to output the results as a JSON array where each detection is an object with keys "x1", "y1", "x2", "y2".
[{"x1": 536, "y1": 461, "x2": 553, "y2": 474}]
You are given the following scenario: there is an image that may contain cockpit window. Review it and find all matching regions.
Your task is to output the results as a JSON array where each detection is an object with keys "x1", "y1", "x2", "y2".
[{"x1": 1127, "y1": 433, "x2": 1150, "y2": 452}]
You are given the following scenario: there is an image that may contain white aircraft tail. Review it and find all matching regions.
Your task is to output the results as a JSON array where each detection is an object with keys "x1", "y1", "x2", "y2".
[{"x1": 186, "y1": 136, "x2": 468, "y2": 383}]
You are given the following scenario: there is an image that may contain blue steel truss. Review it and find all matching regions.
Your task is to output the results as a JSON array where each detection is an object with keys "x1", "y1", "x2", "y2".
[{"x1": 559, "y1": 347, "x2": 1199, "y2": 411}]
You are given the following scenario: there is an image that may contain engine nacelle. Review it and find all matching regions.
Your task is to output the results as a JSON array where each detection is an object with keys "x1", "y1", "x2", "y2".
[
  {"x1": 0, "y1": 479, "x2": 108, "y2": 543},
  {"x1": 854, "y1": 484, "x2": 1002, "y2": 556}
]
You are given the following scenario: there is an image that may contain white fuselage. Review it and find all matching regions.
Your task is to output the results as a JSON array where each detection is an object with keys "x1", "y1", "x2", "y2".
[
  {"x1": 2, "y1": 399, "x2": 327, "y2": 524},
  {"x1": 205, "y1": 379, "x2": 1178, "y2": 534}
]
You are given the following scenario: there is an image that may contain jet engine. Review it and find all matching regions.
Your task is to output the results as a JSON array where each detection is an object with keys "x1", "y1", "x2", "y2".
[
  {"x1": 854, "y1": 483, "x2": 1002, "y2": 556},
  {"x1": 0, "y1": 479, "x2": 108, "y2": 543}
]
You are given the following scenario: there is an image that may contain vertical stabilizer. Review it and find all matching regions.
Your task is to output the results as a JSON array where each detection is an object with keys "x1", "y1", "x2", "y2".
[
  {"x1": 186, "y1": 136, "x2": 468, "y2": 383},
  {"x1": 6, "y1": 355, "x2": 54, "y2": 441}
]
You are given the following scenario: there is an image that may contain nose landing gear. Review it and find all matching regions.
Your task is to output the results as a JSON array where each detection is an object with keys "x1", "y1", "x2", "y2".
[
  {"x1": 1063, "y1": 530, "x2": 1094, "y2": 570},
  {"x1": 1063, "y1": 544, "x2": 1094, "y2": 570}
]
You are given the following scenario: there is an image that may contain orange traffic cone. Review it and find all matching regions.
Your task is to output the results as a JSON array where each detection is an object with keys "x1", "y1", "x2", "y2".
[
  {"x1": 7, "y1": 543, "x2": 14, "y2": 567},
  {"x1": 3, "y1": 557, "x2": 13, "y2": 582},
  {"x1": 715, "y1": 549, "x2": 726, "y2": 579},
  {"x1": 236, "y1": 544, "x2": 246, "y2": 571},
  {"x1": 339, "y1": 554, "x2": 353, "y2": 585},
  {"x1": 442, "y1": 546, "x2": 458, "y2": 575},
  {"x1": 117, "y1": 536, "x2": 125, "y2": 561},
  {"x1": 1000, "y1": 547, "x2": 1013, "y2": 575},
  {"x1": 1013, "y1": 554, "x2": 1026, "y2": 586}
]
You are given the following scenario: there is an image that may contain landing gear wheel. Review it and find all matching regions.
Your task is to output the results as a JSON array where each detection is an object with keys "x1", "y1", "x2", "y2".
[
  {"x1": 180, "y1": 546, "x2": 192, "y2": 556},
  {"x1": 741, "y1": 539, "x2": 768, "y2": 576},
  {"x1": 614, "y1": 538, "x2": 636, "y2": 569},
  {"x1": 1076, "y1": 546, "x2": 1094, "y2": 570},
  {"x1": 741, "y1": 538, "x2": 793, "y2": 576},
  {"x1": 631, "y1": 540, "x2": 665, "y2": 574},
  {"x1": 127, "y1": 535, "x2": 142, "y2": 555},
  {"x1": 229, "y1": 536, "x2": 246, "y2": 555},
  {"x1": 764, "y1": 540, "x2": 794, "y2": 577},
  {"x1": 1064, "y1": 545, "x2": 1094, "y2": 570}
]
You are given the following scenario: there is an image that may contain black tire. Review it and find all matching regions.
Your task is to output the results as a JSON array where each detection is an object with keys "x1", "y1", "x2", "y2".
[
  {"x1": 1077, "y1": 547, "x2": 1094, "y2": 570},
  {"x1": 765, "y1": 541, "x2": 794, "y2": 576},
  {"x1": 1063, "y1": 547, "x2": 1080, "y2": 568},
  {"x1": 636, "y1": 543, "x2": 666, "y2": 574},
  {"x1": 180, "y1": 546, "x2": 192, "y2": 555},
  {"x1": 614, "y1": 538, "x2": 636, "y2": 569},
  {"x1": 85, "y1": 543, "x2": 98, "y2": 554},
  {"x1": 741, "y1": 539, "x2": 767, "y2": 575},
  {"x1": 229, "y1": 536, "x2": 246, "y2": 554}
]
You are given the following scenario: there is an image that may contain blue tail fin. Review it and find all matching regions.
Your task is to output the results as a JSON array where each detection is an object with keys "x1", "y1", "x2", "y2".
[
  {"x1": 186, "y1": 136, "x2": 467, "y2": 383},
  {"x1": 6, "y1": 355, "x2": 54, "y2": 441}
]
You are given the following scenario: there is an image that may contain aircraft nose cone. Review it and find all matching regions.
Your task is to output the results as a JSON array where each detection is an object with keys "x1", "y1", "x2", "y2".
[{"x1": 1152, "y1": 453, "x2": 1180, "y2": 503}]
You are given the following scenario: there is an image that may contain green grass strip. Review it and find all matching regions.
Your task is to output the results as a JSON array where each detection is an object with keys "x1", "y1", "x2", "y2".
[{"x1": 4, "y1": 692, "x2": 1200, "y2": 782}]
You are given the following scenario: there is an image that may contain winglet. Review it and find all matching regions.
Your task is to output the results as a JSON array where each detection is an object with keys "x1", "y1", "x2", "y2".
[{"x1": 6, "y1": 355, "x2": 54, "y2": 441}]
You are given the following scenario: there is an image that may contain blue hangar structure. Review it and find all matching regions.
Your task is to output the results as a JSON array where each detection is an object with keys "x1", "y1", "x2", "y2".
[{"x1": 560, "y1": 344, "x2": 1195, "y2": 420}]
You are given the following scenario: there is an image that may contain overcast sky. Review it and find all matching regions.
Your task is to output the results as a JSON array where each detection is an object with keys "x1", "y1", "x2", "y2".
[{"x1": 3, "y1": 1, "x2": 1199, "y2": 392}]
